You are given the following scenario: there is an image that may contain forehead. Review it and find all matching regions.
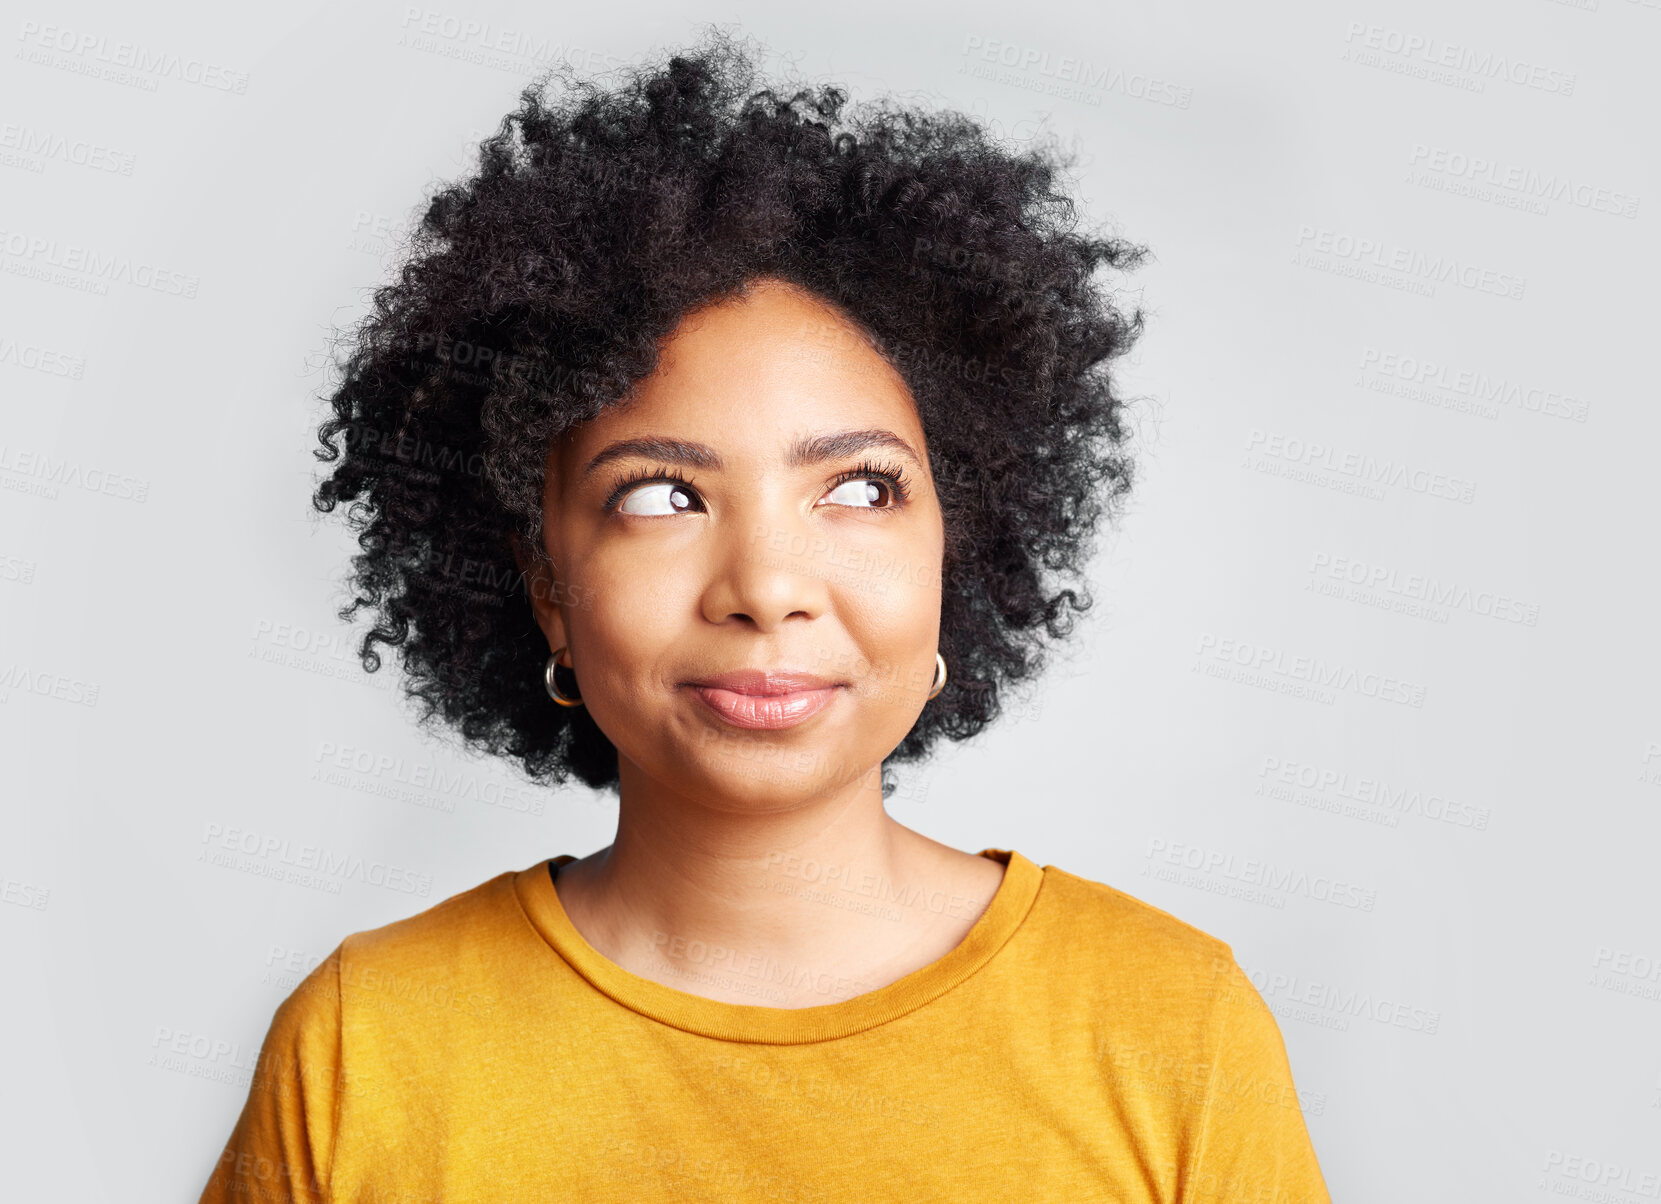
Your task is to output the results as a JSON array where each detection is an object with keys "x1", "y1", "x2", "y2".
[{"x1": 559, "y1": 279, "x2": 923, "y2": 465}]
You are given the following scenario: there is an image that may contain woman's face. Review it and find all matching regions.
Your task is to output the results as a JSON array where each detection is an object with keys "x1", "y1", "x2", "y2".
[{"x1": 522, "y1": 277, "x2": 945, "y2": 812}]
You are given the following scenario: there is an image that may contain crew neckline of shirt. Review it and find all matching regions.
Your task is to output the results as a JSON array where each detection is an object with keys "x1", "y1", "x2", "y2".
[{"x1": 511, "y1": 847, "x2": 1045, "y2": 1044}]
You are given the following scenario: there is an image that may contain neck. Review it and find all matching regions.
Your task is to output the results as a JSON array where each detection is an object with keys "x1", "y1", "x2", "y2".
[{"x1": 553, "y1": 758, "x2": 997, "y2": 1006}]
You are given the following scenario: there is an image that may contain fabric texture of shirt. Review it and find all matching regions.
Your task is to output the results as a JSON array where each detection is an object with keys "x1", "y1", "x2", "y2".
[{"x1": 197, "y1": 848, "x2": 1332, "y2": 1202}]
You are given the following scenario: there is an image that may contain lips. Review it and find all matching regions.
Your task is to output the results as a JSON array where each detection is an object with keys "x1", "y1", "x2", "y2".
[
  {"x1": 683, "y1": 669, "x2": 845, "y2": 731},
  {"x1": 687, "y1": 669, "x2": 838, "y2": 694}
]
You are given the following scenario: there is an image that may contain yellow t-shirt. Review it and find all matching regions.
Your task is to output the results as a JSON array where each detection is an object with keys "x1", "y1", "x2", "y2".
[{"x1": 198, "y1": 848, "x2": 1331, "y2": 1202}]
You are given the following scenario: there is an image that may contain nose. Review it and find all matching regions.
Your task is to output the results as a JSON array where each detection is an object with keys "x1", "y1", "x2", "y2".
[{"x1": 698, "y1": 510, "x2": 832, "y2": 633}]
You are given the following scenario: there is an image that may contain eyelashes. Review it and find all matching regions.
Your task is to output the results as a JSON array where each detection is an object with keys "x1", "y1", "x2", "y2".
[
  {"x1": 602, "y1": 464, "x2": 697, "y2": 514},
  {"x1": 603, "y1": 459, "x2": 913, "y2": 515},
  {"x1": 825, "y1": 458, "x2": 913, "y2": 506}
]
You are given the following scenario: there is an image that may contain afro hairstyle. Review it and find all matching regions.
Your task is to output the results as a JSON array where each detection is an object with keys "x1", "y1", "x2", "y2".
[{"x1": 310, "y1": 26, "x2": 1149, "y2": 797}]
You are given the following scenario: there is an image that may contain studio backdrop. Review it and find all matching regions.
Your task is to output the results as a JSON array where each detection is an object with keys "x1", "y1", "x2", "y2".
[{"x1": 1, "y1": 0, "x2": 1657, "y2": 1200}]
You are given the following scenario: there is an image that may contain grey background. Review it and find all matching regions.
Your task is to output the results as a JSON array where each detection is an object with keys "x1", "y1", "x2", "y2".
[{"x1": 2, "y1": 0, "x2": 1658, "y2": 1199}]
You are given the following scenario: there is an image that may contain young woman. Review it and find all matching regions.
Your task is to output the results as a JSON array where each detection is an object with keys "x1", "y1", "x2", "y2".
[{"x1": 200, "y1": 30, "x2": 1330, "y2": 1203}]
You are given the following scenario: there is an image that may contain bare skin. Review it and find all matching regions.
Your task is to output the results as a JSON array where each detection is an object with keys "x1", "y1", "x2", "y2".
[{"x1": 513, "y1": 276, "x2": 1006, "y2": 1009}]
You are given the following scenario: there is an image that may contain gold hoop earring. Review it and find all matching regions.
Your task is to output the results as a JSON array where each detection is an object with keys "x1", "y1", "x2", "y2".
[
  {"x1": 545, "y1": 647, "x2": 584, "y2": 708},
  {"x1": 927, "y1": 652, "x2": 947, "y2": 700}
]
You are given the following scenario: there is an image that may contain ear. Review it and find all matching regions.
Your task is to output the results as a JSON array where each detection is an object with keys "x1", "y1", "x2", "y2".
[{"x1": 511, "y1": 531, "x2": 568, "y2": 656}]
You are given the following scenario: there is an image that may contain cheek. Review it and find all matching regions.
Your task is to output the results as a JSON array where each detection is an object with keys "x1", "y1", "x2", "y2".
[
  {"x1": 560, "y1": 533, "x2": 712, "y2": 720},
  {"x1": 573, "y1": 566, "x2": 686, "y2": 677},
  {"x1": 835, "y1": 570, "x2": 942, "y2": 703},
  {"x1": 821, "y1": 515, "x2": 942, "y2": 676}
]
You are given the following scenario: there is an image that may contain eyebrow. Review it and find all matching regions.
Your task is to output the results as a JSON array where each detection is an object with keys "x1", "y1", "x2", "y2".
[{"x1": 580, "y1": 428, "x2": 925, "y2": 481}]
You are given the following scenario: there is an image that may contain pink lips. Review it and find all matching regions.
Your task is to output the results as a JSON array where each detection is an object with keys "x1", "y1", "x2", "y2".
[{"x1": 684, "y1": 669, "x2": 844, "y2": 731}]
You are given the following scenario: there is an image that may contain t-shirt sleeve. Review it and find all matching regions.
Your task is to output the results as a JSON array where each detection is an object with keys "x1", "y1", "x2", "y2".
[
  {"x1": 1182, "y1": 954, "x2": 1332, "y2": 1204},
  {"x1": 197, "y1": 944, "x2": 345, "y2": 1204}
]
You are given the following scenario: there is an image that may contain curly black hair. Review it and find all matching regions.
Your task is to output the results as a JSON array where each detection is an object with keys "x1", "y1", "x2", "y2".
[{"x1": 310, "y1": 26, "x2": 1149, "y2": 798}]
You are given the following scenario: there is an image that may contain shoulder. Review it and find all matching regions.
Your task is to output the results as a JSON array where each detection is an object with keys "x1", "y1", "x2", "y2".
[
  {"x1": 1014, "y1": 861, "x2": 1295, "y2": 1123},
  {"x1": 1027, "y1": 866, "x2": 1331, "y2": 1199},
  {"x1": 331, "y1": 868, "x2": 528, "y2": 1025},
  {"x1": 1029, "y1": 858, "x2": 1238, "y2": 984},
  {"x1": 341, "y1": 867, "x2": 521, "y2": 957},
  {"x1": 1010, "y1": 858, "x2": 1249, "y2": 1052}
]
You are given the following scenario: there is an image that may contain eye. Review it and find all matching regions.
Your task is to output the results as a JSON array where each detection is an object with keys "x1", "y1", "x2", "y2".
[
  {"x1": 602, "y1": 464, "x2": 706, "y2": 517},
  {"x1": 820, "y1": 459, "x2": 912, "y2": 511},
  {"x1": 825, "y1": 478, "x2": 892, "y2": 508},
  {"x1": 618, "y1": 480, "x2": 701, "y2": 516}
]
